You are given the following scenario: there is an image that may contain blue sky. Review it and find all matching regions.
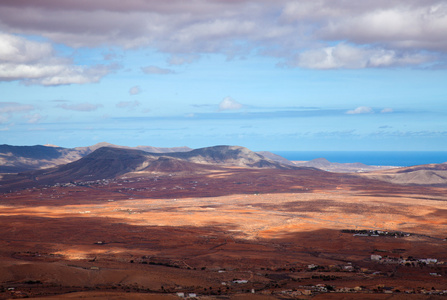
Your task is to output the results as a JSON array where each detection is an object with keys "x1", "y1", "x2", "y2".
[{"x1": 1, "y1": 1, "x2": 446, "y2": 151}]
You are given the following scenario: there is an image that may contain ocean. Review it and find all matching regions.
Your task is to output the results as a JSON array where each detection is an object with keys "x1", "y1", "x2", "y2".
[{"x1": 272, "y1": 151, "x2": 447, "y2": 167}]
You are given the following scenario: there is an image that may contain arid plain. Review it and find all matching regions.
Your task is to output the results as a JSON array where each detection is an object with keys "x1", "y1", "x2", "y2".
[{"x1": 1, "y1": 165, "x2": 446, "y2": 299}]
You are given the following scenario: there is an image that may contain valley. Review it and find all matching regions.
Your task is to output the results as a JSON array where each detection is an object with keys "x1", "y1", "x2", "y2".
[{"x1": 1, "y1": 163, "x2": 446, "y2": 299}]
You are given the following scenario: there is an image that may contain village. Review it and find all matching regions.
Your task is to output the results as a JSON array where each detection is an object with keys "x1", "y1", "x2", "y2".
[
  {"x1": 3, "y1": 256, "x2": 447, "y2": 299},
  {"x1": 342, "y1": 229, "x2": 412, "y2": 238}
]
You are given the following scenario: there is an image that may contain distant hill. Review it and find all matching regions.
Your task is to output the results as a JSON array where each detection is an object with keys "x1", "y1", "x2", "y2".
[
  {"x1": 256, "y1": 151, "x2": 295, "y2": 166},
  {"x1": 165, "y1": 146, "x2": 294, "y2": 169},
  {"x1": 360, "y1": 163, "x2": 447, "y2": 186},
  {"x1": 135, "y1": 145, "x2": 193, "y2": 153},
  {"x1": 0, "y1": 143, "x2": 192, "y2": 173},
  {"x1": 0, "y1": 145, "x2": 299, "y2": 191},
  {"x1": 255, "y1": 154, "x2": 399, "y2": 173},
  {"x1": 73, "y1": 142, "x2": 192, "y2": 154},
  {"x1": 292, "y1": 157, "x2": 397, "y2": 173},
  {"x1": 139, "y1": 156, "x2": 223, "y2": 173},
  {"x1": 0, "y1": 144, "x2": 79, "y2": 173}
]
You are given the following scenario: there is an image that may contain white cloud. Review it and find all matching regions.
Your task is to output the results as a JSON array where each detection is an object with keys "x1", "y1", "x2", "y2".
[
  {"x1": 0, "y1": 1, "x2": 446, "y2": 68},
  {"x1": 0, "y1": 32, "x2": 53, "y2": 63},
  {"x1": 141, "y1": 65, "x2": 175, "y2": 75},
  {"x1": 0, "y1": 32, "x2": 113, "y2": 85},
  {"x1": 0, "y1": 102, "x2": 35, "y2": 123},
  {"x1": 116, "y1": 100, "x2": 140, "y2": 109},
  {"x1": 318, "y1": 4, "x2": 447, "y2": 51},
  {"x1": 129, "y1": 86, "x2": 140, "y2": 95},
  {"x1": 346, "y1": 106, "x2": 374, "y2": 114},
  {"x1": 56, "y1": 103, "x2": 103, "y2": 112},
  {"x1": 281, "y1": 1, "x2": 447, "y2": 50},
  {"x1": 381, "y1": 108, "x2": 394, "y2": 113},
  {"x1": 292, "y1": 43, "x2": 431, "y2": 69},
  {"x1": 0, "y1": 102, "x2": 35, "y2": 114},
  {"x1": 25, "y1": 113, "x2": 45, "y2": 124},
  {"x1": 219, "y1": 97, "x2": 243, "y2": 111},
  {"x1": 0, "y1": 116, "x2": 8, "y2": 124},
  {"x1": 168, "y1": 54, "x2": 200, "y2": 65}
]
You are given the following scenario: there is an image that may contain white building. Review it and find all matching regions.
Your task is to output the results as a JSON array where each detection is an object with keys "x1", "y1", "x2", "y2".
[{"x1": 371, "y1": 254, "x2": 382, "y2": 261}]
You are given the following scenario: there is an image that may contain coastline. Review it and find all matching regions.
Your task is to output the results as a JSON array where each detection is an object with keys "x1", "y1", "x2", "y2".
[{"x1": 273, "y1": 151, "x2": 447, "y2": 167}]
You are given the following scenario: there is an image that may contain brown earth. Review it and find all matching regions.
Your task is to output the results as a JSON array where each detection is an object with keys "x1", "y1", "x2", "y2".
[
  {"x1": 359, "y1": 163, "x2": 447, "y2": 186},
  {"x1": 0, "y1": 168, "x2": 446, "y2": 299}
]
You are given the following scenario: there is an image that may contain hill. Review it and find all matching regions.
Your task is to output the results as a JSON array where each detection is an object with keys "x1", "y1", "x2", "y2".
[
  {"x1": 0, "y1": 144, "x2": 76, "y2": 173},
  {"x1": 139, "y1": 156, "x2": 224, "y2": 173},
  {"x1": 256, "y1": 151, "x2": 295, "y2": 166},
  {"x1": 0, "y1": 143, "x2": 192, "y2": 173},
  {"x1": 0, "y1": 145, "x2": 298, "y2": 191},
  {"x1": 359, "y1": 163, "x2": 447, "y2": 186},
  {"x1": 164, "y1": 145, "x2": 295, "y2": 169},
  {"x1": 254, "y1": 153, "x2": 399, "y2": 173},
  {"x1": 292, "y1": 157, "x2": 397, "y2": 173}
]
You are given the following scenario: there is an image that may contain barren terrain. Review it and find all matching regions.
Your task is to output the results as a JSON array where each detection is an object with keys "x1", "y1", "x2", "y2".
[{"x1": 1, "y1": 168, "x2": 446, "y2": 299}]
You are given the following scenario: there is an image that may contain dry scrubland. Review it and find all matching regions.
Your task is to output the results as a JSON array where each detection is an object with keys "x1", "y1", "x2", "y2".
[{"x1": 0, "y1": 168, "x2": 446, "y2": 299}]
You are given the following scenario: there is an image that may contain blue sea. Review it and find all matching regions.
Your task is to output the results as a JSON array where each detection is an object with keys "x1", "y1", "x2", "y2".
[{"x1": 272, "y1": 151, "x2": 447, "y2": 167}]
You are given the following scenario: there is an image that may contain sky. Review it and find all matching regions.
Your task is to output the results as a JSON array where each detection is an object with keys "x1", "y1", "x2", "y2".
[{"x1": 1, "y1": 0, "x2": 447, "y2": 151}]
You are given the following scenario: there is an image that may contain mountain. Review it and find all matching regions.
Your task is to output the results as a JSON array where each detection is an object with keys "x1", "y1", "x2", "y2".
[
  {"x1": 52, "y1": 147, "x2": 151, "y2": 181},
  {"x1": 256, "y1": 151, "x2": 295, "y2": 166},
  {"x1": 163, "y1": 146, "x2": 294, "y2": 169},
  {"x1": 295, "y1": 158, "x2": 332, "y2": 169},
  {"x1": 135, "y1": 145, "x2": 192, "y2": 153},
  {"x1": 73, "y1": 142, "x2": 192, "y2": 154},
  {"x1": 0, "y1": 144, "x2": 80, "y2": 173},
  {"x1": 0, "y1": 143, "x2": 192, "y2": 173},
  {"x1": 0, "y1": 145, "x2": 298, "y2": 191},
  {"x1": 0, "y1": 147, "x2": 147, "y2": 191},
  {"x1": 140, "y1": 156, "x2": 222, "y2": 173},
  {"x1": 252, "y1": 154, "x2": 398, "y2": 173},
  {"x1": 360, "y1": 163, "x2": 447, "y2": 186}
]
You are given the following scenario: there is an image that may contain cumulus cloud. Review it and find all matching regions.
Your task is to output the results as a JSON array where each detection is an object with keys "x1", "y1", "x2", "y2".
[
  {"x1": 0, "y1": 32, "x2": 113, "y2": 85},
  {"x1": 141, "y1": 65, "x2": 175, "y2": 75},
  {"x1": 346, "y1": 106, "x2": 374, "y2": 114},
  {"x1": 281, "y1": 1, "x2": 447, "y2": 50},
  {"x1": 218, "y1": 97, "x2": 243, "y2": 111},
  {"x1": 292, "y1": 43, "x2": 431, "y2": 69},
  {"x1": 129, "y1": 86, "x2": 140, "y2": 95},
  {"x1": 116, "y1": 100, "x2": 140, "y2": 109},
  {"x1": 56, "y1": 102, "x2": 103, "y2": 111},
  {"x1": 0, "y1": 1, "x2": 445, "y2": 68}
]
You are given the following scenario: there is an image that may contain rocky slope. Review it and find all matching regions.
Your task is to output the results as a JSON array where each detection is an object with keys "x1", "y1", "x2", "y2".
[
  {"x1": 164, "y1": 145, "x2": 294, "y2": 169},
  {"x1": 0, "y1": 145, "x2": 298, "y2": 191},
  {"x1": 0, "y1": 143, "x2": 192, "y2": 173},
  {"x1": 359, "y1": 163, "x2": 447, "y2": 186}
]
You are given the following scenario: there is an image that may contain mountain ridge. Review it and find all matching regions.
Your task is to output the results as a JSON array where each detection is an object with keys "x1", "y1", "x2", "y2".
[
  {"x1": 2, "y1": 143, "x2": 446, "y2": 189},
  {"x1": 360, "y1": 163, "x2": 447, "y2": 186},
  {"x1": 0, "y1": 143, "x2": 192, "y2": 173},
  {"x1": 0, "y1": 145, "x2": 300, "y2": 191}
]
